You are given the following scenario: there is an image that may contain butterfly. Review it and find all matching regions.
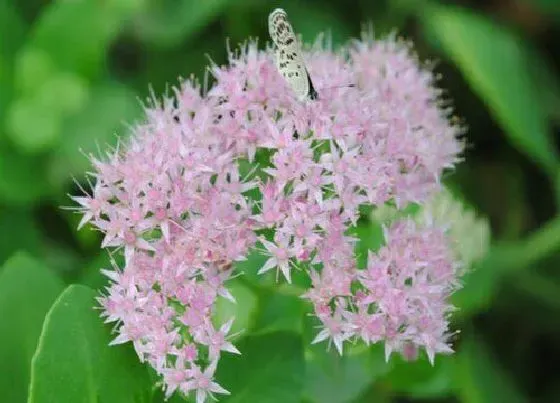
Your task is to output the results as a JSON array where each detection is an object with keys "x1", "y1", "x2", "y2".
[{"x1": 268, "y1": 8, "x2": 318, "y2": 102}]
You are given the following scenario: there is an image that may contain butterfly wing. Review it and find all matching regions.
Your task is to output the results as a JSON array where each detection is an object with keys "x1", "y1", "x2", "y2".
[
  {"x1": 268, "y1": 8, "x2": 314, "y2": 101},
  {"x1": 275, "y1": 44, "x2": 311, "y2": 101}
]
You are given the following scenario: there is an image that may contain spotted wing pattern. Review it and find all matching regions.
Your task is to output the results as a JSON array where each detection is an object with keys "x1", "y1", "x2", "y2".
[{"x1": 268, "y1": 8, "x2": 317, "y2": 101}]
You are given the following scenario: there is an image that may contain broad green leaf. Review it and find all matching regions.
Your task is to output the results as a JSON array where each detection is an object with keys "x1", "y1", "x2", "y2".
[
  {"x1": 133, "y1": 0, "x2": 232, "y2": 48},
  {"x1": 0, "y1": 208, "x2": 42, "y2": 262},
  {"x1": 423, "y1": 6, "x2": 559, "y2": 174},
  {"x1": 454, "y1": 333, "x2": 525, "y2": 403},
  {"x1": 28, "y1": 285, "x2": 152, "y2": 403},
  {"x1": 213, "y1": 279, "x2": 258, "y2": 341},
  {"x1": 216, "y1": 331, "x2": 304, "y2": 403},
  {"x1": 0, "y1": 252, "x2": 64, "y2": 403},
  {"x1": 48, "y1": 82, "x2": 141, "y2": 186}
]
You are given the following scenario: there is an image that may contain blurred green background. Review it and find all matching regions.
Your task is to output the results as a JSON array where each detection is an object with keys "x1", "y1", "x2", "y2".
[{"x1": 1, "y1": 0, "x2": 560, "y2": 402}]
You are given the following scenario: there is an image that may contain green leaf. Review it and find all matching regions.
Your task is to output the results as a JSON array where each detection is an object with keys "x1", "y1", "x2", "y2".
[
  {"x1": 133, "y1": 0, "x2": 232, "y2": 48},
  {"x1": 48, "y1": 82, "x2": 141, "y2": 186},
  {"x1": 0, "y1": 252, "x2": 64, "y2": 403},
  {"x1": 28, "y1": 284, "x2": 152, "y2": 403},
  {"x1": 454, "y1": 333, "x2": 525, "y2": 403},
  {"x1": 216, "y1": 331, "x2": 304, "y2": 403},
  {"x1": 423, "y1": 6, "x2": 559, "y2": 174}
]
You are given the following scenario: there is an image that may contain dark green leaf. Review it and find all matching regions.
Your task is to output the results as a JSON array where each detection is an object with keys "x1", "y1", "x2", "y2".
[
  {"x1": 28, "y1": 285, "x2": 152, "y2": 403},
  {"x1": 0, "y1": 252, "x2": 64, "y2": 403}
]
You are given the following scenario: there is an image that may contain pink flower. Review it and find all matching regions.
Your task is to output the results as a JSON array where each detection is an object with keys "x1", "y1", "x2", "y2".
[
  {"x1": 311, "y1": 306, "x2": 356, "y2": 355},
  {"x1": 258, "y1": 234, "x2": 294, "y2": 283},
  {"x1": 185, "y1": 361, "x2": 230, "y2": 403},
  {"x1": 196, "y1": 319, "x2": 241, "y2": 361},
  {"x1": 74, "y1": 25, "x2": 466, "y2": 401}
]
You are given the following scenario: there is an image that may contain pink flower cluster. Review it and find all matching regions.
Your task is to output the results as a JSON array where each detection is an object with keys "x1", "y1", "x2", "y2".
[
  {"x1": 307, "y1": 218, "x2": 458, "y2": 364},
  {"x1": 74, "y1": 32, "x2": 464, "y2": 401}
]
